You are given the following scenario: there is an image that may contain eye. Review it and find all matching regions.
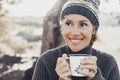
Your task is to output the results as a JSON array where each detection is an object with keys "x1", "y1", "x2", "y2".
[
  {"x1": 80, "y1": 23, "x2": 88, "y2": 27},
  {"x1": 65, "y1": 21, "x2": 72, "y2": 27}
]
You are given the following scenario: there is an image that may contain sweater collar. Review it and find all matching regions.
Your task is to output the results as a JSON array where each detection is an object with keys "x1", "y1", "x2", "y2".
[{"x1": 65, "y1": 45, "x2": 92, "y2": 55}]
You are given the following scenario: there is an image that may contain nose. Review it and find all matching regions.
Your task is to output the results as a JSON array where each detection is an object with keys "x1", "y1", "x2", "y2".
[{"x1": 70, "y1": 26, "x2": 81, "y2": 35}]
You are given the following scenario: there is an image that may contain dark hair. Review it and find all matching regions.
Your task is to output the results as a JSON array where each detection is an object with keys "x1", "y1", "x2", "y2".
[{"x1": 90, "y1": 31, "x2": 100, "y2": 46}]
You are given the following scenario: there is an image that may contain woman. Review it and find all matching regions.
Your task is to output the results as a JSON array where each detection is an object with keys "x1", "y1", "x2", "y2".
[{"x1": 32, "y1": 0, "x2": 120, "y2": 80}]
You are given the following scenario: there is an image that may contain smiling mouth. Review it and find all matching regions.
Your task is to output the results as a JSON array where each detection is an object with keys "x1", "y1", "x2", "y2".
[{"x1": 69, "y1": 38, "x2": 83, "y2": 44}]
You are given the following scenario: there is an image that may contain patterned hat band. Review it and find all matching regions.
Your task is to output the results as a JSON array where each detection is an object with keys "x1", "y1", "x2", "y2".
[{"x1": 60, "y1": 0, "x2": 100, "y2": 31}]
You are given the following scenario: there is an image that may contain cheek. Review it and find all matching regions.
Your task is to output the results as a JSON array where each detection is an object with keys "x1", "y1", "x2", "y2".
[
  {"x1": 61, "y1": 31, "x2": 65, "y2": 39},
  {"x1": 87, "y1": 34, "x2": 93, "y2": 41},
  {"x1": 61, "y1": 29, "x2": 67, "y2": 40},
  {"x1": 61, "y1": 27, "x2": 70, "y2": 37},
  {"x1": 85, "y1": 29, "x2": 93, "y2": 40},
  {"x1": 61, "y1": 31, "x2": 69, "y2": 40}
]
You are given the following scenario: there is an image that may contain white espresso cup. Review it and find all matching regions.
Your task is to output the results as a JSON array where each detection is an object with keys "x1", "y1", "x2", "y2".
[{"x1": 69, "y1": 54, "x2": 89, "y2": 77}]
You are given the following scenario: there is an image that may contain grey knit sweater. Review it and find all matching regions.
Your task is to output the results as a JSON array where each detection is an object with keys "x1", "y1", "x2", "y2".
[{"x1": 32, "y1": 45, "x2": 120, "y2": 80}]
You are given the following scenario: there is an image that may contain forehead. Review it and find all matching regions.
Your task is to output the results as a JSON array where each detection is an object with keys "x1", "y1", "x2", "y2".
[{"x1": 63, "y1": 14, "x2": 90, "y2": 22}]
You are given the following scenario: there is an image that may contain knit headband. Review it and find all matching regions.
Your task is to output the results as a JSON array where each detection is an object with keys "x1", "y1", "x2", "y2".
[{"x1": 60, "y1": 0, "x2": 100, "y2": 31}]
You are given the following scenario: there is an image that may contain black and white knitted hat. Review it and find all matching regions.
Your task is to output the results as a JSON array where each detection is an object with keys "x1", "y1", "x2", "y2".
[{"x1": 60, "y1": 0, "x2": 100, "y2": 31}]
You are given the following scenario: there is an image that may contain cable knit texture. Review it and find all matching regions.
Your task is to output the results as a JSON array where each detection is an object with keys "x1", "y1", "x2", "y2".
[{"x1": 32, "y1": 45, "x2": 120, "y2": 80}]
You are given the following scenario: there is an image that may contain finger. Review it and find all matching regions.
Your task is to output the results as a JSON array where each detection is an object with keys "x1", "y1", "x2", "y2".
[
  {"x1": 56, "y1": 65, "x2": 70, "y2": 75},
  {"x1": 61, "y1": 66, "x2": 70, "y2": 73},
  {"x1": 81, "y1": 56, "x2": 97, "y2": 65},
  {"x1": 59, "y1": 71, "x2": 71, "y2": 79},
  {"x1": 62, "y1": 53, "x2": 70, "y2": 64},
  {"x1": 62, "y1": 53, "x2": 69, "y2": 59},
  {"x1": 80, "y1": 69, "x2": 96, "y2": 79},
  {"x1": 88, "y1": 70, "x2": 97, "y2": 78},
  {"x1": 79, "y1": 64, "x2": 97, "y2": 78},
  {"x1": 64, "y1": 78, "x2": 71, "y2": 80},
  {"x1": 60, "y1": 59, "x2": 69, "y2": 67},
  {"x1": 80, "y1": 65, "x2": 97, "y2": 73},
  {"x1": 56, "y1": 59, "x2": 70, "y2": 74},
  {"x1": 84, "y1": 56, "x2": 97, "y2": 61},
  {"x1": 56, "y1": 57, "x2": 63, "y2": 65},
  {"x1": 56, "y1": 57, "x2": 69, "y2": 67},
  {"x1": 81, "y1": 59, "x2": 96, "y2": 65},
  {"x1": 56, "y1": 60, "x2": 67, "y2": 71},
  {"x1": 56, "y1": 57, "x2": 65, "y2": 73}
]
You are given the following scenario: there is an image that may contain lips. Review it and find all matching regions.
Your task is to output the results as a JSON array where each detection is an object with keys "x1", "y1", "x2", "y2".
[
  {"x1": 71, "y1": 39, "x2": 81, "y2": 44},
  {"x1": 69, "y1": 38, "x2": 83, "y2": 44}
]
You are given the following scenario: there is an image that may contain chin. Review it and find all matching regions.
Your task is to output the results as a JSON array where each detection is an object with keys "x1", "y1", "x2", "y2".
[{"x1": 70, "y1": 46, "x2": 83, "y2": 52}]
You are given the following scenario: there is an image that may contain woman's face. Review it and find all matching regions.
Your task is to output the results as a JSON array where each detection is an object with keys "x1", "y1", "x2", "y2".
[{"x1": 60, "y1": 14, "x2": 95, "y2": 52}]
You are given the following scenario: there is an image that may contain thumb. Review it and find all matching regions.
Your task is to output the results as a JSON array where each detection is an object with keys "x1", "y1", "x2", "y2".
[{"x1": 62, "y1": 53, "x2": 68, "y2": 59}]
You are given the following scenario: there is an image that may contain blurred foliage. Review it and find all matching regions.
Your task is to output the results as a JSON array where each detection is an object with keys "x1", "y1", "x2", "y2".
[
  {"x1": 0, "y1": 0, "x2": 21, "y2": 17},
  {"x1": 0, "y1": 0, "x2": 21, "y2": 36},
  {"x1": 0, "y1": 0, "x2": 28, "y2": 56}
]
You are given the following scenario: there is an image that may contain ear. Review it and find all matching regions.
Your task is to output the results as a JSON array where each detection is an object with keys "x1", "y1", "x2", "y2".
[{"x1": 92, "y1": 29, "x2": 96, "y2": 35}]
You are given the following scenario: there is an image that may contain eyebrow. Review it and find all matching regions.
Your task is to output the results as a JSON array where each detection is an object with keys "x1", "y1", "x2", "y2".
[
  {"x1": 63, "y1": 18, "x2": 89, "y2": 23},
  {"x1": 79, "y1": 20, "x2": 89, "y2": 22}
]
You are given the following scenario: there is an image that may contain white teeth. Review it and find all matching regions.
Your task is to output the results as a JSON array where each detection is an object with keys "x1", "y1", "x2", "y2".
[{"x1": 71, "y1": 40, "x2": 80, "y2": 44}]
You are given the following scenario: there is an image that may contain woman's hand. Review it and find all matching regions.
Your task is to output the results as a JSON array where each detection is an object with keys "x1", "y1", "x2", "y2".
[
  {"x1": 55, "y1": 54, "x2": 71, "y2": 80},
  {"x1": 80, "y1": 56, "x2": 97, "y2": 80}
]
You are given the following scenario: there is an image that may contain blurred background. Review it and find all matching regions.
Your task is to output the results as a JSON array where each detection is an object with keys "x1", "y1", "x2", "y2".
[{"x1": 0, "y1": 0, "x2": 120, "y2": 80}]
